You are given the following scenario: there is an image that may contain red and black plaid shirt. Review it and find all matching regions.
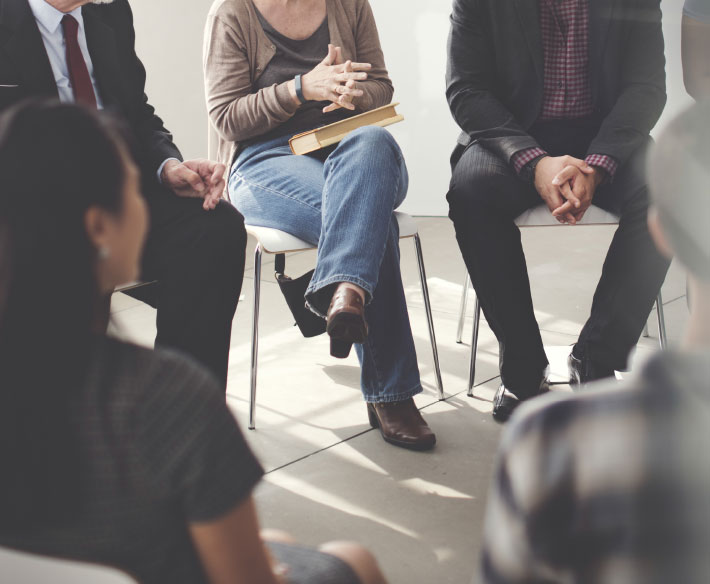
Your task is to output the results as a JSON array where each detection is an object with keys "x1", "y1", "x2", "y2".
[{"x1": 512, "y1": 0, "x2": 617, "y2": 177}]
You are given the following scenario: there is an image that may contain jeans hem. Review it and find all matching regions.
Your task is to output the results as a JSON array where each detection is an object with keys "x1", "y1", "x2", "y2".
[
  {"x1": 363, "y1": 384, "x2": 423, "y2": 404},
  {"x1": 305, "y1": 274, "x2": 375, "y2": 317}
]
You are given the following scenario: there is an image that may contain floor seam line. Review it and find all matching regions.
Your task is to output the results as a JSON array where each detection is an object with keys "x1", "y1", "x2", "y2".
[{"x1": 263, "y1": 374, "x2": 501, "y2": 475}]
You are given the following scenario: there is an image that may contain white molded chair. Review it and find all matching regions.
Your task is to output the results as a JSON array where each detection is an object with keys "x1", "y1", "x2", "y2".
[
  {"x1": 245, "y1": 211, "x2": 444, "y2": 429},
  {"x1": 0, "y1": 546, "x2": 135, "y2": 583},
  {"x1": 455, "y1": 205, "x2": 668, "y2": 395}
]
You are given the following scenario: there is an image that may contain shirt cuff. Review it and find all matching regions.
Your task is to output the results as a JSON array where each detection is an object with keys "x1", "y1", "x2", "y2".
[
  {"x1": 512, "y1": 147, "x2": 548, "y2": 175},
  {"x1": 585, "y1": 154, "x2": 618, "y2": 180},
  {"x1": 157, "y1": 158, "x2": 181, "y2": 184}
]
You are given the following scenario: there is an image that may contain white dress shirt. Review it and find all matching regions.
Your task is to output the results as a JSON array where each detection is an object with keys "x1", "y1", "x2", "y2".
[
  {"x1": 27, "y1": 0, "x2": 104, "y2": 108},
  {"x1": 27, "y1": 0, "x2": 176, "y2": 180}
]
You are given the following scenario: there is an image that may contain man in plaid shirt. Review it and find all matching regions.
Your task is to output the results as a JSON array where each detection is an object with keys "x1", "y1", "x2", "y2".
[
  {"x1": 446, "y1": 0, "x2": 671, "y2": 422},
  {"x1": 477, "y1": 101, "x2": 710, "y2": 584}
]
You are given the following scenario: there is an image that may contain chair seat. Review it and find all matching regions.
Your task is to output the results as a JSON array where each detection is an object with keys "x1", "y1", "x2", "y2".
[
  {"x1": 246, "y1": 211, "x2": 418, "y2": 254},
  {"x1": 395, "y1": 211, "x2": 419, "y2": 238},
  {"x1": 515, "y1": 204, "x2": 618, "y2": 227},
  {"x1": 244, "y1": 225, "x2": 313, "y2": 254},
  {"x1": 114, "y1": 281, "x2": 156, "y2": 294}
]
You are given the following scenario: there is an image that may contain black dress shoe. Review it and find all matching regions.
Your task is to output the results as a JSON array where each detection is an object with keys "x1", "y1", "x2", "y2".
[
  {"x1": 568, "y1": 350, "x2": 616, "y2": 387},
  {"x1": 492, "y1": 379, "x2": 550, "y2": 424}
]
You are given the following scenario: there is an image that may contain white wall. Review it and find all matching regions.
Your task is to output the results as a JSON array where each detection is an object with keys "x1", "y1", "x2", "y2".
[{"x1": 131, "y1": 0, "x2": 692, "y2": 216}]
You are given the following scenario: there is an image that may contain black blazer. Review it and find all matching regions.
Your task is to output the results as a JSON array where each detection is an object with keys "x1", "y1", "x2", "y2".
[
  {"x1": 446, "y1": 0, "x2": 667, "y2": 168},
  {"x1": 0, "y1": 0, "x2": 181, "y2": 187}
]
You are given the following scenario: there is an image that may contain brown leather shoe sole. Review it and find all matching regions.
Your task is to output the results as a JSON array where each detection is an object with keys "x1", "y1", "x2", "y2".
[
  {"x1": 326, "y1": 288, "x2": 368, "y2": 358},
  {"x1": 326, "y1": 310, "x2": 368, "y2": 358}
]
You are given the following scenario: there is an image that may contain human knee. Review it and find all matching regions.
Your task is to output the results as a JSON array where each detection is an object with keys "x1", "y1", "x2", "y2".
[
  {"x1": 261, "y1": 529, "x2": 296, "y2": 545},
  {"x1": 319, "y1": 541, "x2": 386, "y2": 584},
  {"x1": 342, "y1": 125, "x2": 401, "y2": 161},
  {"x1": 447, "y1": 170, "x2": 497, "y2": 217},
  {"x1": 211, "y1": 201, "x2": 247, "y2": 254}
]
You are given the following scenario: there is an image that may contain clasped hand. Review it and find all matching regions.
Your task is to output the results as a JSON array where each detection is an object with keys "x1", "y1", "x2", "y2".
[
  {"x1": 534, "y1": 155, "x2": 603, "y2": 225},
  {"x1": 161, "y1": 159, "x2": 226, "y2": 211},
  {"x1": 300, "y1": 44, "x2": 370, "y2": 112}
]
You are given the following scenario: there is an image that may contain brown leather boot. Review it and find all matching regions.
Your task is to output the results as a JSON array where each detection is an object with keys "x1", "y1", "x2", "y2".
[
  {"x1": 367, "y1": 398, "x2": 436, "y2": 451},
  {"x1": 326, "y1": 287, "x2": 368, "y2": 358}
]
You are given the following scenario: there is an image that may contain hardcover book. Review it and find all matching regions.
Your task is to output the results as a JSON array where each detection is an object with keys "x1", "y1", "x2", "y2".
[{"x1": 289, "y1": 103, "x2": 403, "y2": 155}]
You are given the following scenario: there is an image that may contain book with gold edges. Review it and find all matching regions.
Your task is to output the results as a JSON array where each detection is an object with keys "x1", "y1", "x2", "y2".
[{"x1": 289, "y1": 103, "x2": 403, "y2": 155}]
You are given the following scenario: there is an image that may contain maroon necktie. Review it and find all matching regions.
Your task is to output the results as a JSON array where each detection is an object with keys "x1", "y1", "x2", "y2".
[{"x1": 61, "y1": 15, "x2": 97, "y2": 108}]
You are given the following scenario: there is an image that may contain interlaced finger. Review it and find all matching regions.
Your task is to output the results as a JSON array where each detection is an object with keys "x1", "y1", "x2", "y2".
[
  {"x1": 334, "y1": 61, "x2": 371, "y2": 73},
  {"x1": 559, "y1": 181, "x2": 582, "y2": 209},
  {"x1": 335, "y1": 71, "x2": 368, "y2": 83},
  {"x1": 334, "y1": 84, "x2": 363, "y2": 97}
]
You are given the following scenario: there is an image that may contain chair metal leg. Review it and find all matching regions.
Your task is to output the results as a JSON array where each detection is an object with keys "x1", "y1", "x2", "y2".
[
  {"x1": 642, "y1": 320, "x2": 650, "y2": 338},
  {"x1": 656, "y1": 291, "x2": 667, "y2": 350},
  {"x1": 414, "y1": 234, "x2": 445, "y2": 400},
  {"x1": 456, "y1": 272, "x2": 471, "y2": 344},
  {"x1": 468, "y1": 295, "x2": 481, "y2": 397},
  {"x1": 249, "y1": 244, "x2": 263, "y2": 430}
]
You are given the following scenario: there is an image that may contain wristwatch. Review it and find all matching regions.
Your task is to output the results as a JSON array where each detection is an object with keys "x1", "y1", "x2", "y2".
[
  {"x1": 294, "y1": 74, "x2": 307, "y2": 105},
  {"x1": 521, "y1": 154, "x2": 547, "y2": 185}
]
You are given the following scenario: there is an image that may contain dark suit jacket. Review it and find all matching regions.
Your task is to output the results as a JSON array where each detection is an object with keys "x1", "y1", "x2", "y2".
[
  {"x1": 446, "y1": 0, "x2": 667, "y2": 168},
  {"x1": 0, "y1": 0, "x2": 181, "y2": 189}
]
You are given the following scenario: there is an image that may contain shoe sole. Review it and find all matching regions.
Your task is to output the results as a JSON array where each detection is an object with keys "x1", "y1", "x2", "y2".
[{"x1": 327, "y1": 312, "x2": 367, "y2": 358}]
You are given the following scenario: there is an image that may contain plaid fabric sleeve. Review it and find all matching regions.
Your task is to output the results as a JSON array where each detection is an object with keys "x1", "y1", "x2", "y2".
[
  {"x1": 511, "y1": 147, "x2": 548, "y2": 175},
  {"x1": 585, "y1": 154, "x2": 618, "y2": 180}
]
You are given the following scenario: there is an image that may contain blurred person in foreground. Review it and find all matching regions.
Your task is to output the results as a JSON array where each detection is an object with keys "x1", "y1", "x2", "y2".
[
  {"x1": 683, "y1": 0, "x2": 710, "y2": 100},
  {"x1": 475, "y1": 100, "x2": 710, "y2": 584},
  {"x1": 0, "y1": 100, "x2": 385, "y2": 584}
]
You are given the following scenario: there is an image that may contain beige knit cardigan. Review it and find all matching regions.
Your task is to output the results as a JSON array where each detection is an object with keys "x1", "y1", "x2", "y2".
[{"x1": 203, "y1": 0, "x2": 394, "y2": 176}]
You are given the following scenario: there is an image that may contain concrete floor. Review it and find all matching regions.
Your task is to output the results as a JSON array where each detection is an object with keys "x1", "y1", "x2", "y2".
[{"x1": 110, "y1": 218, "x2": 688, "y2": 584}]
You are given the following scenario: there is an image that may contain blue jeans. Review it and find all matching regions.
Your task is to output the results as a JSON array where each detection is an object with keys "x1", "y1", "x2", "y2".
[{"x1": 230, "y1": 126, "x2": 422, "y2": 403}]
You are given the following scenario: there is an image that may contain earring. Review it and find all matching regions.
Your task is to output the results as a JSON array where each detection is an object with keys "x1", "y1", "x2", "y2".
[{"x1": 98, "y1": 246, "x2": 111, "y2": 260}]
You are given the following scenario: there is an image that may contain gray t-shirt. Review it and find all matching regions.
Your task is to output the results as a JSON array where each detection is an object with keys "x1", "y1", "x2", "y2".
[
  {"x1": 251, "y1": 8, "x2": 351, "y2": 144},
  {"x1": 0, "y1": 338, "x2": 264, "y2": 584},
  {"x1": 685, "y1": 0, "x2": 710, "y2": 23}
]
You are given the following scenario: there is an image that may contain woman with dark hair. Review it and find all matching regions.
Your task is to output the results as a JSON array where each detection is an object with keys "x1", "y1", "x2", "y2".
[
  {"x1": 0, "y1": 100, "x2": 385, "y2": 584},
  {"x1": 204, "y1": 0, "x2": 436, "y2": 451}
]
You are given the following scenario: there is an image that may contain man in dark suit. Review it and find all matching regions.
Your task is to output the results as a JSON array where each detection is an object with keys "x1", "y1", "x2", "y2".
[
  {"x1": 446, "y1": 0, "x2": 671, "y2": 421},
  {"x1": 0, "y1": 0, "x2": 246, "y2": 386}
]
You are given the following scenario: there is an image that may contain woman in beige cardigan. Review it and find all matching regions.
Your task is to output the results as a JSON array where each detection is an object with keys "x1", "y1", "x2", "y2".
[{"x1": 204, "y1": 0, "x2": 435, "y2": 451}]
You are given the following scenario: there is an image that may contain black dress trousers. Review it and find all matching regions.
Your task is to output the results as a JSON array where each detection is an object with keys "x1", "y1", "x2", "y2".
[
  {"x1": 447, "y1": 120, "x2": 671, "y2": 398},
  {"x1": 128, "y1": 184, "x2": 247, "y2": 388}
]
